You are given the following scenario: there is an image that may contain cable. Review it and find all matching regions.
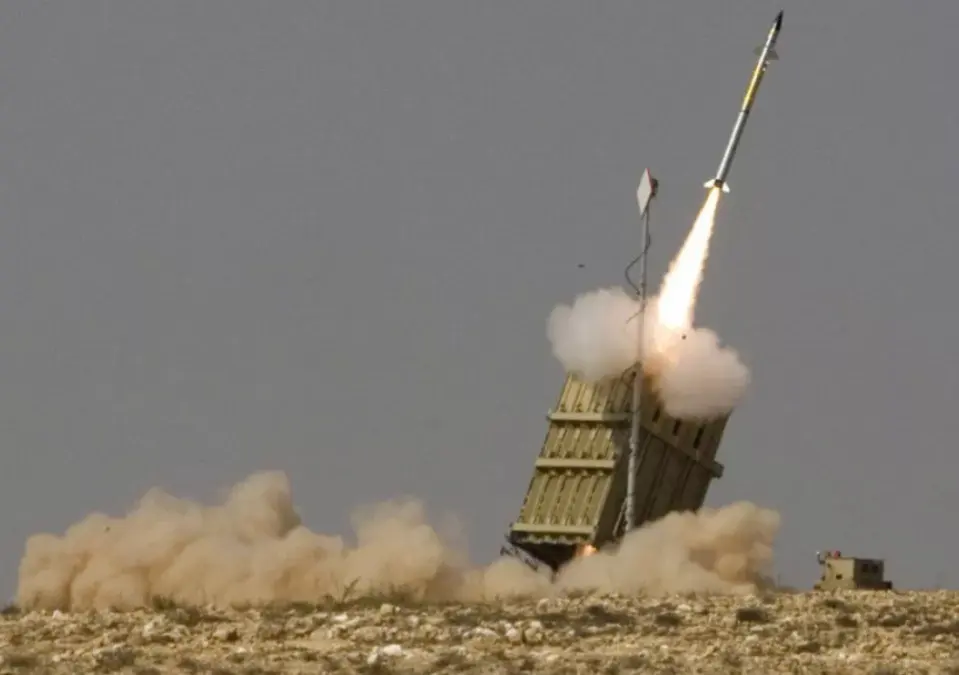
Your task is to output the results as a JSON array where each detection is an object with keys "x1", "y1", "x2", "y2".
[
  {"x1": 618, "y1": 227, "x2": 652, "y2": 380},
  {"x1": 623, "y1": 228, "x2": 652, "y2": 326}
]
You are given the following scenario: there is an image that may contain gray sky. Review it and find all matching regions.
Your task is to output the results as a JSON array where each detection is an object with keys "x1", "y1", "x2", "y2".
[{"x1": 1, "y1": 0, "x2": 957, "y2": 596}]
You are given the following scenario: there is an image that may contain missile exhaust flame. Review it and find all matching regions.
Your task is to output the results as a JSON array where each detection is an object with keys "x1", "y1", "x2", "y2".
[{"x1": 654, "y1": 187, "x2": 722, "y2": 344}]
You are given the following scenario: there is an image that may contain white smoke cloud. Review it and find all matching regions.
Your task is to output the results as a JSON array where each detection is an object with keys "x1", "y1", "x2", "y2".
[
  {"x1": 652, "y1": 326, "x2": 751, "y2": 419},
  {"x1": 546, "y1": 287, "x2": 647, "y2": 382},
  {"x1": 546, "y1": 286, "x2": 750, "y2": 419}
]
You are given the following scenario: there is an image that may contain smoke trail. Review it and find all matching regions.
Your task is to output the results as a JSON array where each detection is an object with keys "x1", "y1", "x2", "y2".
[
  {"x1": 654, "y1": 187, "x2": 723, "y2": 340},
  {"x1": 16, "y1": 471, "x2": 780, "y2": 611}
]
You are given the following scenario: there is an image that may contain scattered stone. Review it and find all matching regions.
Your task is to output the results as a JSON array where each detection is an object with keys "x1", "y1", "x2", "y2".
[
  {"x1": 212, "y1": 625, "x2": 239, "y2": 642},
  {"x1": 736, "y1": 606, "x2": 770, "y2": 623},
  {"x1": 1, "y1": 592, "x2": 956, "y2": 673}
]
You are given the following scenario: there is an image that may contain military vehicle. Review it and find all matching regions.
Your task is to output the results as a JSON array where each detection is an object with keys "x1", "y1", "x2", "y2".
[
  {"x1": 813, "y1": 550, "x2": 893, "y2": 591},
  {"x1": 500, "y1": 366, "x2": 731, "y2": 573}
]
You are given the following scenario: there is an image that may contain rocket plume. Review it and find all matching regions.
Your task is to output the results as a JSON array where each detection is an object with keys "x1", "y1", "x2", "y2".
[
  {"x1": 546, "y1": 187, "x2": 749, "y2": 418},
  {"x1": 654, "y1": 187, "x2": 722, "y2": 342}
]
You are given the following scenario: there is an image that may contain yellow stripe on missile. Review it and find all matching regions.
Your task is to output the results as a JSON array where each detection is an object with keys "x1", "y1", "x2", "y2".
[{"x1": 740, "y1": 64, "x2": 765, "y2": 109}]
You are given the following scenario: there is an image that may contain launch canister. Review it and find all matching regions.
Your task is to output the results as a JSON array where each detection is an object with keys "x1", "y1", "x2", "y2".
[{"x1": 703, "y1": 10, "x2": 783, "y2": 194}]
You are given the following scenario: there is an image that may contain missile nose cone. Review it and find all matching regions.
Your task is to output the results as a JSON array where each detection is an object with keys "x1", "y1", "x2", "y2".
[{"x1": 774, "y1": 10, "x2": 783, "y2": 30}]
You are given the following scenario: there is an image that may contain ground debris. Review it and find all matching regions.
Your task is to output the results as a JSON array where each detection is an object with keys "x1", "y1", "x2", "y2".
[{"x1": 2, "y1": 591, "x2": 957, "y2": 674}]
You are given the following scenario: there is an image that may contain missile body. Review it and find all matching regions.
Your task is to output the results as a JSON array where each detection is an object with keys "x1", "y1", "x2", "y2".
[{"x1": 704, "y1": 11, "x2": 783, "y2": 194}]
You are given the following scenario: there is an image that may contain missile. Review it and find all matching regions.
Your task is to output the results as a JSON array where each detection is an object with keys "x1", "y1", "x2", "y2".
[{"x1": 704, "y1": 10, "x2": 783, "y2": 194}]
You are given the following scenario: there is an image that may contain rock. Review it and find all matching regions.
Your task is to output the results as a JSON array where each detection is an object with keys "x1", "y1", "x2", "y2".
[
  {"x1": 212, "y1": 625, "x2": 238, "y2": 642},
  {"x1": 465, "y1": 626, "x2": 498, "y2": 642},
  {"x1": 367, "y1": 643, "x2": 404, "y2": 665},
  {"x1": 141, "y1": 618, "x2": 164, "y2": 638}
]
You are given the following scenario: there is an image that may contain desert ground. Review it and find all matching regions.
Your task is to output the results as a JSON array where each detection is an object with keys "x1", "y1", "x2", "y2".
[{"x1": 1, "y1": 591, "x2": 957, "y2": 674}]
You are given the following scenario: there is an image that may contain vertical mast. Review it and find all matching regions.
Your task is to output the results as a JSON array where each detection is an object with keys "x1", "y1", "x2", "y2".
[{"x1": 627, "y1": 169, "x2": 657, "y2": 532}]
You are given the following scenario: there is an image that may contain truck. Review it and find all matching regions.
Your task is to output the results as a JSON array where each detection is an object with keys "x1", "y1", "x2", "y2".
[
  {"x1": 501, "y1": 365, "x2": 731, "y2": 573},
  {"x1": 813, "y1": 550, "x2": 893, "y2": 591}
]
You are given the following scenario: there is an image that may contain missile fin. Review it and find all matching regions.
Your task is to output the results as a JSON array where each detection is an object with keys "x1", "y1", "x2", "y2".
[{"x1": 703, "y1": 180, "x2": 732, "y2": 194}]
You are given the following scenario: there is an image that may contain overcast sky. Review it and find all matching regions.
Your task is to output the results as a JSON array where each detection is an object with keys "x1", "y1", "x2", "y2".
[{"x1": 1, "y1": 0, "x2": 958, "y2": 596}]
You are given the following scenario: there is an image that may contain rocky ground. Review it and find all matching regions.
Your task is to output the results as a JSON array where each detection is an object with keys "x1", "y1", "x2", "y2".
[{"x1": 1, "y1": 591, "x2": 958, "y2": 674}]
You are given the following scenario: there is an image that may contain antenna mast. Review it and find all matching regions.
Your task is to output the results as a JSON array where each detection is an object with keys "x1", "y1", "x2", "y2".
[{"x1": 626, "y1": 169, "x2": 658, "y2": 532}]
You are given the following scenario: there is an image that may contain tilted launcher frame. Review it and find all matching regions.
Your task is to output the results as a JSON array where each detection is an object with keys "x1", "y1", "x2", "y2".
[{"x1": 502, "y1": 366, "x2": 731, "y2": 572}]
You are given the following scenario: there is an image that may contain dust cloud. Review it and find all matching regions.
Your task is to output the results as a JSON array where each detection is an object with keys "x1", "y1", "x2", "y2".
[
  {"x1": 546, "y1": 285, "x2": 750, "y2": 419},
  {"x1": 17, "y1": 471, "x2": 780, "y2": 612},
  {"x1": 555, "y1": 502, "x2": 779, "y2": 596}
]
